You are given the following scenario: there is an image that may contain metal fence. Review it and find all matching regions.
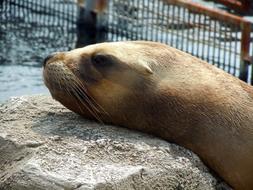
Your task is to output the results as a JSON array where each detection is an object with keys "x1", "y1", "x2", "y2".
[
  {"x1": 1, "y1": 0, "x2": 252, "y2": 83},
  {"x1": 98, "y1": 0, "x2": 253, "y2": 84},
  {"x1": 0, "y1": 0, "x2": 78, "y2": 65}
]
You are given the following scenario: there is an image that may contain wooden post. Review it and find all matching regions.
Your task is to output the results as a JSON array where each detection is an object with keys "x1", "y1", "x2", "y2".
[{"x1": 76, "y1": 0, "x2": 108, "y2": 48}]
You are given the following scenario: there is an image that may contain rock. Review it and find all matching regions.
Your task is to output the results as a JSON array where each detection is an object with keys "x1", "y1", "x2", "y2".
[{"x1": 0, "y1": 95, "x2": 230, "y2": 190}]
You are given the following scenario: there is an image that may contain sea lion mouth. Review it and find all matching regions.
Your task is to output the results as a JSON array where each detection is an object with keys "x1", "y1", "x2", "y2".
[
  {"x1": 43, "y1": 61, "x2": 107, "y2": 122},
  {"x1": 43, "y1": 61, "x2": 74, "y2": 90}
]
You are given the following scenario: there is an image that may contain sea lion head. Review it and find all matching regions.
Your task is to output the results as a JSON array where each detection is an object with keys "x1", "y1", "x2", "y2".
[
  {"x1": 43, "y1": 41, "x2": 253, "y2": 190},
  {"x1": 43, "y1": 41, "x2": 161, "y2": 123}
]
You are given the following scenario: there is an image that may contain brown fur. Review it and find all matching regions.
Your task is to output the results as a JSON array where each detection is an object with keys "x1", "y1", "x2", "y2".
[{"x1": 43, "y1": 41, "x2": 253, "y2": 190}]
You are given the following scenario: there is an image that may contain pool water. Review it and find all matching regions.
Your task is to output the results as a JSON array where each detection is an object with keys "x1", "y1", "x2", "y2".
[
  {"x1": 0, "y1": 65, "x2": 46, "y2": 101},
  {"x1": 0, "y1": 0, "x2": 79, "y2": 102},
  {"x1": 0, "y1": 32, "x2": 51, "y2": 103}
]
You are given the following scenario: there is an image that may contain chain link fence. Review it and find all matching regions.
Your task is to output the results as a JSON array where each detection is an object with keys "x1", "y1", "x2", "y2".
[
  {"x1": 1, "y1": 0, "x2": 252, "y2": 83},
  {"x1": 98, "y1": 0, "x2": 253, "y2": 84},
  {"x1": 0, "y1": 0, "x2": 78, "y2": 66}
]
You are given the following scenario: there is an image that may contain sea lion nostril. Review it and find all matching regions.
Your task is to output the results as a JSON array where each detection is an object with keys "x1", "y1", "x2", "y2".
[{"x1": 43, "y1": 52, "x2": 58, "y2": 67}]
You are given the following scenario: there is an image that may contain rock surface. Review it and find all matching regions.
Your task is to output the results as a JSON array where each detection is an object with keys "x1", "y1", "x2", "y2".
[{"x1": 0, "y1": 95, "x2": 230, "y2": 190}]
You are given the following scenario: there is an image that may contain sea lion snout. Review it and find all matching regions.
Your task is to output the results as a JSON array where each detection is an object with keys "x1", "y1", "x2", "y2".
[{"x1": 43, "y1": 52, "x2": 61, "y2": 67}]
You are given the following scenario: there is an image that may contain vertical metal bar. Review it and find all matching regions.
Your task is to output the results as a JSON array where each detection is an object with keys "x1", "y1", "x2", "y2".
[
  {"x1": 201, "y1": 14, "x2": 206, "y2": 60},
  {"x1": 107, "y1": 0, "x2": 112, "y2": 41},
  {"x1": 121, "y1": 0, "x2": 124, "y2": 41},
  {"x1": 191, "y1": 13, "x2": 195, "y2": 56},
  {"x1": 156, "y1": 0, "x2": 160, "y2": 42},
  {"x1": 186, "y1": 9, "x2": 190, "y2": 53},
  {"x1": 252, "y1": 60, "x2": 253, "y2": 84},
  {"x1": 104, "y1": 0, "x2": 109, "y2": 41},
  {"x1": 144, "y1": 0, "x2": 148, "y2": 40},
  {"x1": 155, "y1": 0, "x2": 158, "y2": 41},
  {"x1": 251, "y1": 67, "x2": 253, "y2": 84},
  {"x1": 251, "y1": 32, "x2": 253, "y2": 84},
  {"x1": 240, "y1": 22, "x2": 251, "y2": 82},
  {"x1": 69, "y1": 1, "x2": 73, "y2": 48},
  {"x1": 212, "y1": 20, "x2": 217, "y2": 66},
  {"x1": 234, "y1": 25, "x2": 238, "y2": 76},
  {"x1": 207, "y1": 17, "x2": 211, "y2": 63},
  {"x1": 120, "y1": 1, "x2": 125, "y2": 41},
  {"x1": 228, "y1": 23, "x2": 233, "y2": 74},
  {"x1": 111, "y1": 0, "x2": 115, "y2": 41},
  {"x1": 154, "y1": 0, "x2": 157, "y2": 42},
  {"x1": 175, "y1": 6, "x2": 179, "y2": 49},
  {"x1": 135, "y1": 0, "x2": 138, "y2": 40},
  {"x1": 114, "y1": 0, "x2": 118, "y2": 41},
  {"x1": 168, "y1": 4, "x2": 172, "y2": 45},
  {"x1": 12, "y1": 0, "x2": 15, "y2": 31},
  {"x1": 134, "y1": 0, "x2": 141, "y2": 40},
  {"x1": 179, "y1": 7, "x2": 183, "y2": 50},
  {"x1": 138, "y1": 0, "x2": 142, "y2": 40},
  {"x1": 165, "y1": 4, "x2": 169, "y2": 45},
  {"x1": 171, "y1": 4, "x2": 175, "y2": 46},
  {"x1": 222, "y1": 22, "x2": 227, "y2": 71},
  {"x1": 40, "y1": 0, "x2": 44, "y2": 49},
  {"x1": 105, "y1": 0, "x2": 110, "y2": 41},
  {"x1": 181, "y1": 7, "x2": 186, "y2": 52},
  {"x1": 150, "y1": 1, "x2": 154, "y2": 41},
  {"x1": 132, "y1": 0, "x2": 136, "y2": 40},
  {"x1": 207, "y1": 17, "x2": 211, "y2": 62},
  {"x1": 132, "y1": 0, "x2": 135, "y2": 40},
  {"x1": 161, "y1": 1, "x2": 168, "y2": 43},
  {"x1": 218, "y1": 22, "x2": 222, "y2": 68},
  {"x1": 48, "y1": 0, "x2": 52, "y2": 42},
  {"x1": 196, "y1": 13, "x2": 200, "y2": 57},
  {"x1": 128, "y1": 0, "x2": 134, "y2": 40}
]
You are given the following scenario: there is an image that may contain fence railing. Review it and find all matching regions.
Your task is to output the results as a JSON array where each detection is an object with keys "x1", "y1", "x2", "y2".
[
  {"x1": 0, "y1": 0, "x2": 78, "y2": 65},
  {"x1": 97, "y1": 0, "x2": 253, "y2": 84},
  {"x1": 1, "y1": 0, "x2": 252, "y2": 83}
]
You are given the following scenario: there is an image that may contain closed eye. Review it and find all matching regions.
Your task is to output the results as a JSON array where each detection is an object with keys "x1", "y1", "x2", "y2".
[{"x1": 91, "y1": 53, "x2": 114, "y2": 68}]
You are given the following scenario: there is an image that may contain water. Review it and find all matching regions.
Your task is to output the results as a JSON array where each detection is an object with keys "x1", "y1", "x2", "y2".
[
  {"x1": 0, "y1": 0, "x2": 78, "y2": 102},
  {"x1": 0, "y1": 65, "x2": 45, "y2": 101}
]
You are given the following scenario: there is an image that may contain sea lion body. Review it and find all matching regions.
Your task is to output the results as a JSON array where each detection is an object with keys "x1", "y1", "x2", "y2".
[{"x1": 43, "y1": 41, "x2": 253, "y2": 189}]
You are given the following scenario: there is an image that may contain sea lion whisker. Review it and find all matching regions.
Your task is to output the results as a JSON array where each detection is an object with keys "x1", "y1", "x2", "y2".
[
  {"x1": 56, "y1": 76, "x2": 63, "y2": 91},
  {"x1": 66, "y1": 83, "x2": 96, "y2": 117},
  {"x1": 73, "y1": 82, "x2": 112, "y2": 122},
  {"x1": 70, "y1": 80, "x2": 101, "y2": 114},
  {"x1": 49, "y1": 69, "x2": 63, "y2": 91},
  {"x1": 72, "y1": 83, "x2": 111, "y2": 124},
  {"x1": 72, "y1": 85, "x2": 98, "y2": 112},
  {"x1": 71, "y1": 87, "x2": 104, "y2": 123},
  {"x1": 70, "y1": 77, "x2": 106, "y2": 115},
  {"x1": 72, "y1": 89, "x2": 104, "y2": 124},
  {"x1": 59, "y1": 78, "x2": 91, "y2": 117},
  {"x1": 74, "y1": 77, "x2": 109, "y2": 116},
  {"x1": 67, "y1": 89, "x2": 84, "y2": 114},
  {"x1": 67, "y1": 82, "x2": 104, "y2": 124}
]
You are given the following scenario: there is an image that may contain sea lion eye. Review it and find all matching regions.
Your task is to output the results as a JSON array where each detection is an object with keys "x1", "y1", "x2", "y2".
[{"x1": 91, "y1": 54, "x2": 113, "y2": 68}]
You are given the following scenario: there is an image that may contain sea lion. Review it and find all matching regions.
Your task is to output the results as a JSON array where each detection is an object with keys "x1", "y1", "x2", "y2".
[{"x1": 43, "y1": 41, "x2": 253, "y2": 190}]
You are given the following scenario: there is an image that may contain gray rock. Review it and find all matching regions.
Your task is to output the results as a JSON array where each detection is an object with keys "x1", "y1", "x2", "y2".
[{"x1": 0, "y1": 95, "x2": 230, "y2": 190}]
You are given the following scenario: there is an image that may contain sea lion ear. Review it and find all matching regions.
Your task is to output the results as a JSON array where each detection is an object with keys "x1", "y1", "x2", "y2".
[{"x1": 134, "y1": 59, "x2": 153, "y2": 75}]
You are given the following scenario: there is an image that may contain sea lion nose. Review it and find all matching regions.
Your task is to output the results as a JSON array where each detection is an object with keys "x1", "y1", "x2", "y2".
[{"x1": 43, "y1": 52, "x2": 58, "y2": 67}]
